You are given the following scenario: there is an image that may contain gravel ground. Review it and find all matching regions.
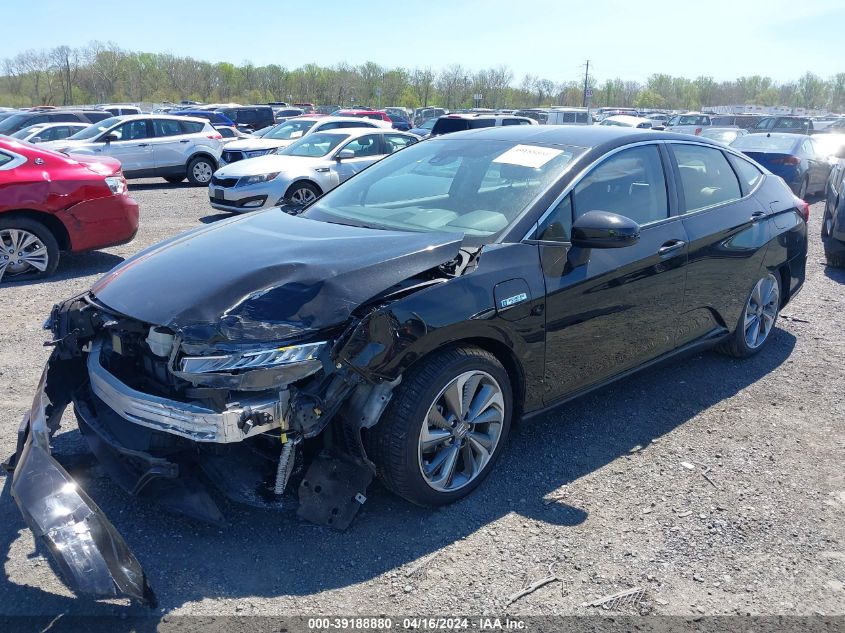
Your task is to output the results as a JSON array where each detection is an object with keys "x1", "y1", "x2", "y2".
[{"x1": 0, "y1": 180, "x2": 843, "y2": 620}]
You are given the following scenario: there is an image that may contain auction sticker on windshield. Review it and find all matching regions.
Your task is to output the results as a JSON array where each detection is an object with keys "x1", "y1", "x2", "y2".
[{"x1": 493, "y1": 144, "x2": 563, "y2": 168}]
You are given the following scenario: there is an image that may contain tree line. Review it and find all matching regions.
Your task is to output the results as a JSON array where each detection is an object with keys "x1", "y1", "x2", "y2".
[{"x1": 2, "y1": 41, "x2": 844, "y2": 112}]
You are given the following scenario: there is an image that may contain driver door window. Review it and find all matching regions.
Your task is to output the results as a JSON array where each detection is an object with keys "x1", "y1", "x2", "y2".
[
  {"x1": 571, "y1": 145, "x2": 668, "y2": 225},
  {"x1": 340, "y1": 134, "x2": 382, "y2": 157},
  {"x1": 110, "y1": 120, "x2": 150, "y2": 141}
]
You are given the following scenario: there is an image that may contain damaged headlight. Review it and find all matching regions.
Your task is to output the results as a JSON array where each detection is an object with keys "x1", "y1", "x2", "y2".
[
  {"x1": 180, "y1": 341, "x2": 326, "y2": 374},
  {"x1": 237, "y1": 172, "x2": 280, "y2": 187}
]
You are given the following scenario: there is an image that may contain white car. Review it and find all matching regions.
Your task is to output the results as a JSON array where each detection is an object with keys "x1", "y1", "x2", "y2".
[
  {"x1": 220, "y1": 116, "x2": 391, "y2": 165},
  {"x1": 209, "y1": 128, "x2": 418, "y2": 212},
  {"x1": 599, "y1": 115, "x2": 654, "y2": 129},
  {"x1": 43, "y1": 114, "x2": 223, "y2": 185},
  {"x1": 9, "y1": 122, "x2": 90, "y2": 144}
]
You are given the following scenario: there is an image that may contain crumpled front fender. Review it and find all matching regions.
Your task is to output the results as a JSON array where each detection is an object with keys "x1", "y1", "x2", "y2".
[{"x1": 9, "y1": 362, "x2": 156, "y2": 607}]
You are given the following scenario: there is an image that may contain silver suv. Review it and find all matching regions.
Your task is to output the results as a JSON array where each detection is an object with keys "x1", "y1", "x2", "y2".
[{"x1": 43, "y1": 115, "x2": 223, "y2": 185}]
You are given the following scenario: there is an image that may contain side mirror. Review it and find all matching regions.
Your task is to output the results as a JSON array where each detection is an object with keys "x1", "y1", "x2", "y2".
[
  {"x1": 102, "y1": 133, "x2": 119, "y2": 143},
  {"x1": 30, "y1": 136, "x2": 42, "y2": 143},
  {"x1": 336, "y1": 149, "x2": 355, "y2": 161},
  {"x1": 571, "y1": 210, "x2": 640, "y2": 248}
]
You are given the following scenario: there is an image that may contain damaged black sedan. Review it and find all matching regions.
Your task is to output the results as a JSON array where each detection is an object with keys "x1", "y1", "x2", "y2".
[{"x1": 8, "y1": 126, "x2": 807, "y2": 605}]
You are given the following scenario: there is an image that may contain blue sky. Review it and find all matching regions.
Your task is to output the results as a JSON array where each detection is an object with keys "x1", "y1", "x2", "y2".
[{"x1": 3, "y1": 0, "x2": 843, "y2": 84}]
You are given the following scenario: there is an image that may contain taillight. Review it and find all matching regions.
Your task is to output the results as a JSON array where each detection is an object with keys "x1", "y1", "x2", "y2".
[
  {"x1": 694, "y1": 127, "x2": 703, "y2": 135},
  {"x1": 772, "y1": 156, "x2": 800, "y2": 165},
  {"x1": 208, "y1": 133, "x2": 222, "y2": 140},
  {"x1": 800, "y1": 201, "x2": 810, "y2": 222}
]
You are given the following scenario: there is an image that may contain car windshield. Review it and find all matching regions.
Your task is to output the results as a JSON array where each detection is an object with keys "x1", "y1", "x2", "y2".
[
  {"x1": 731, "y1": 135, "x2": 797, "y2": 152},
  {"x1": 10, "y1": 124, "x2": 45, "y2": 139},
  {"x1": 674, "y1": 115, "x2": 707, "y2": 125},
  {"x1": 67, "y1": 117, "x2": 121, "y2": 140},
  {"x1": 279, "y1": 132, "x2": 349, "y2": 157},
  {"x1": 0, "y1": 113, "x2": 35, "y2": 134},
  {"x1": 265, "y1": 119, "x2": 317, "y2": 140},
  {"x1": 303, "y1": 138, "x2": 585, "y2": 242},
  {"x1": 417, "y1": 119, "x2": 436, "y2": 130},
  {"x1": 701, "y1": 129, "x2": 740, "y2": 143}
]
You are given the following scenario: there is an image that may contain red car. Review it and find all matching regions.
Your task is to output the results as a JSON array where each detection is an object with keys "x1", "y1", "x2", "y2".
[
  {"x1": 334, "y1": 109, "x2": 393, "y2": 124},
  {"x1": 0, "y1": 138, "x2": 139, "y2": 282}
]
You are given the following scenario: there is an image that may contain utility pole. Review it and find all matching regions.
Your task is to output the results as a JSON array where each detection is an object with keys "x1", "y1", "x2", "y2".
[{"x1": 582, "y1": 60, "x2": 590, "y2": 107}]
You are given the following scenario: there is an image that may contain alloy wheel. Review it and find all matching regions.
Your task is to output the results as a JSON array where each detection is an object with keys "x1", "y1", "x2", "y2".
[
  {"x1": 0, "y1": 228, "x2": 49, "y2": 282},
  {"x1": 289, "y1": 187, "x2": 318, "y2": 205},
  {"x1": 418, "y1": 370, "x2": 505, "y2": 493},
  {"x1": 743, "y1": 274, "x2": 779, "y2": 349}
]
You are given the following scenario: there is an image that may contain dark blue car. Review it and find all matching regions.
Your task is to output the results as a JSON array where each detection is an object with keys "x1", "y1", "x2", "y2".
[
  {"x1": 730, "y1": 133, "x2": 831, "y2": 199},
  {"x1": 171, "y1": 109, "x2": 236, "y2": 128},
  {"x1": 388, "y1": 114, "x2": 412, "y2": 131}
]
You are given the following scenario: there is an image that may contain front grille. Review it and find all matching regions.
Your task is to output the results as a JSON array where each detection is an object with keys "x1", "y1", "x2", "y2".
[
  {"x1": 222, "y1": 150, "x2": 244, "y2": 163},
  {"x1": 211, "y1": 176, "x2": 238, "y2": 188}
]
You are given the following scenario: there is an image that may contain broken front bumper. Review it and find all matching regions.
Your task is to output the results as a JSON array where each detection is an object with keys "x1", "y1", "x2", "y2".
[
  {"x1": 8, "y1": 362, "x2": 156, "y2": 606},
  {"x1": 87, "y1": 340, "x2": 286, "y2": 443}
]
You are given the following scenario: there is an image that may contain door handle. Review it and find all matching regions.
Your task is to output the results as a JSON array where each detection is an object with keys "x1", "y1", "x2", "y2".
[
  {"x1": 179, "y1": 139, "x2": 190, "y2": 143},
  {"x1": 751, "y1": 210, "x2": 766, "y2": 221},
  {"x1": 657, "y1": 240, "x2": 686, "y2": 256},
  {"x1": 137, "y1": 143, "x2": 149, "y2": 147}
]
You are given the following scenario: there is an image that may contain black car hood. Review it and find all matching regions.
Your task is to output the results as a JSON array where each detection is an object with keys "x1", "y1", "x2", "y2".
[{"x1": 90, "y1": 210, "x2": 462, "y2": 342}]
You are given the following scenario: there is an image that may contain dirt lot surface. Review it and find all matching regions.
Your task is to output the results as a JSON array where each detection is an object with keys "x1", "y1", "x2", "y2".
[{"x1": 0, "y1": 181, "x2": 842, "y2": 620}]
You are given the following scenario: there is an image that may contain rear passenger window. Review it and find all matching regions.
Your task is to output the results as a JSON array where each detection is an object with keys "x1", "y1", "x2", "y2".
[
  {"x1": 154, "y1": 119, "x2": 184, "y2": 137},
  {"x1": 672, "y1": 144, "x2": 741, "y2": 212},
  {"x1": 726, "y1": 153, "x2": 763, "y2": 195},
  {"x1": 383, "y1": 134, "x2": 416, "y2": 154},
  {"x1": 502, "y1": 119, "x2": 521, "y2": 126},
  {"x1": 0, "y1": 152, "x2": 13, "y2": 167},
  {"x1": 572, "y1": 145, "x2": 668, "y2": 225},
  {"x1": 51, "y1": 114, "x2": 78, "y2": 122},
  {"x1": 179, "y1": 121, "x2": 204, "y2": 134}
]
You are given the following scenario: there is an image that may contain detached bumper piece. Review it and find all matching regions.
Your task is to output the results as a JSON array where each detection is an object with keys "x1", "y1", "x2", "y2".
[{"x1": 9, "y1": 365, "x2": 156, "y2": 607}]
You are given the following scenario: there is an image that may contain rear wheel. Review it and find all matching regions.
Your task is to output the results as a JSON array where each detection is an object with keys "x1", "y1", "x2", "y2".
[
  {"x1": 0, "y1": 217, "x2": 60, "y2": 283},
  {"x1": 284, "y1": 182, "x2": 321, "y2": 205},
  {"x1": 163, "y1": 176, "x2": 185, "y2": 184},
  {"x1": 797, "y1": 176, "x2": 808, "y2": 200},
  {"x1": 186, "y1": 156, "x2": 214, "y2": 186},
  {"x1": 717, "y1": 273, "x2": 780, "y2": 358},
  {"x1": 365, "y1": 346, "x2": 512, "y2": 507},
  {"x1": 822, "y1": 208, "x2": 845, "y2": 267}
]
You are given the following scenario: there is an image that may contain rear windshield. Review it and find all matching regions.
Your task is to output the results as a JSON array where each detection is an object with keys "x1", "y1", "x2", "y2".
[
  {"x1": 433, "y1": 118, "x2": 496, "y2": 135},
  {"x1": 671, "y1": 115, "x2": 708, "y2": 126},
  {"x1": 731, "y1": 135, "x2": 797, "y2": 152}
]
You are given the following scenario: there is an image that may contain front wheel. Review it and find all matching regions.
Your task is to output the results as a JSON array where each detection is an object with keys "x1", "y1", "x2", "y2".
[
  {"x1": 365, "y1": 346, "x2": 512, "y2": 507},
  {"x1": 0, "y1": 217, "x2": 60, "y2": 283},
  {"x1": 284, "y1": 181, "x2": 321, "y2": 205},
  {"x1": 186, "y1": 156, "x2": 215, "y2": 186},
  {"x1": 717, "y1": 272, "x2": 780, "y2": 358}
]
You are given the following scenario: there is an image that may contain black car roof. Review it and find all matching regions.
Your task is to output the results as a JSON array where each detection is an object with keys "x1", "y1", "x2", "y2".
[{"x1": 430, "y1": 125, "x2": 726, "y2": 150}]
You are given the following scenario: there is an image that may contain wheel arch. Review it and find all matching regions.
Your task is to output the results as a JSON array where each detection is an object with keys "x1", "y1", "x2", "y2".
[
  {"x1": 187, "y1": 151, "x2": 218, "y2": 170},
  {"x1": 285, "y1": 179, "x2": 323, "y2": 197},
  {"x1": 0, "y1": 210, "x2": 71, "y2": 251}
]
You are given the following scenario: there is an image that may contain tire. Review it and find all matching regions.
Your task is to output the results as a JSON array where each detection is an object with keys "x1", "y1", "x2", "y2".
[
  {"x1": 797, "y1": 177, "x2": 808, "y2": 200},
  {"x1": 0, "y1": 217, "x2": 60, "y2": 283},
  {"x1": 163, "y1": 176, "x2": 185, "y2": 184},
  {"x1": 717, "y1": 272, "x2": 781, "y2": 358},
  {"x1": 823, "y1": 208, "x2": 845, "y2": 267},
  {"x1": 186, "y1": 156, "x2": 215, "y2": 186},
  {"x1": 284, "y1": 181, "x2": 321, "y2": 205},
  {"x1": 365, "y1": 346, "x2": 512, "y2": 507}
]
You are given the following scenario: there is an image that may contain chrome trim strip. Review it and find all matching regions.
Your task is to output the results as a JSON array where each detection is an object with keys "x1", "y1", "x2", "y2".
[{"x1": 87, "y1": 340, "x2": 286, "y2": 443}]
